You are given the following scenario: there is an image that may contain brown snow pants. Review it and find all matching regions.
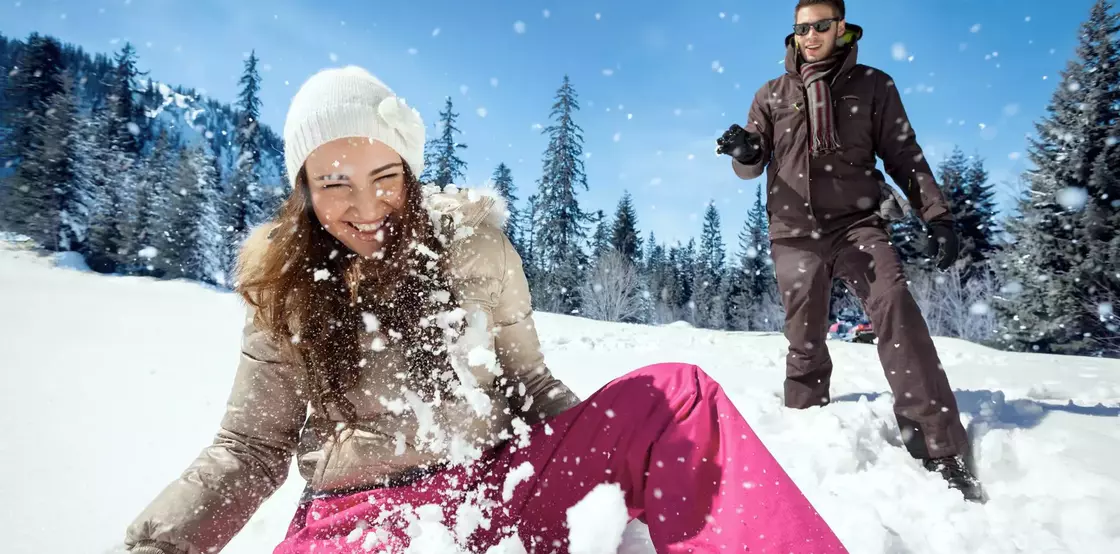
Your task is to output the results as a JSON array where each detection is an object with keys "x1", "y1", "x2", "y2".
[{"x1": 770, "y1": 222, "x2": 969, "y2": 460}]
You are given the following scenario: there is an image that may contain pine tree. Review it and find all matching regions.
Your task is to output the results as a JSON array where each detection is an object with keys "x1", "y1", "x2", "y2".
[
  {"x1": 490, "y1": 163, "x2": 522, "y2": 247},
  {"x1": 160, "y1": 145, "x2": 225, "y2": 283},
  {"x1": 610, "y1": 190, "x2": 642, "y2": 266},
  {"x1": 59, "y1": 85, "x2": 99, "y2": 254},
  {"x1": 0, "y1": 34, "x2": 65, "y2": 230},
  {"x1": 108, "y1": 42, "x2": 144, "y2": 155},
  {"x1": 521, "y1": 192, "x2": 542, "y2": 291},
  {"x1": 995, "y1": 0, "x2": 1120, "y2": 356},
  {"x1": 86, "y1": 100, "x2": 141, "y2": 273},
  {"x1": 938, "y1": 147, "x2": 999, "y2": 275},
  {"x1": 889, "y1": 213, "x2": 926, "y2": 269},
  {"x1": 590, "y1": 210, "x2": 611, "y2": 259},
  {"x1": 642, "y1": 232, "x2": 668, "y2": 323},
  {"x1": 127, "y1": 129, "x2": 175, "y2": 274},
  {"x1": 962, "y1": 152, "x2": 1000, "y2": 267},
  {"x1": 676, "y1": 239, "x2": 698, "y2": 322},
  {"x1": 532, "y1": 76, "x2": 593, "y2": 314},
  {"x1": 8, "y1": 70, "x2": 85, "y2": 251},
  {"x1": 729, "y1": 187, "x2": 781, "y2": 330},
  {"x1": 421, "y1": 97, "x2": 468, "y2": 189},
  {"x1": 692, "y1": 202, "x2": 727, "y2": 329},
  {"x1": 228, "y1": 50, "x2": 264, "y2": 242}
]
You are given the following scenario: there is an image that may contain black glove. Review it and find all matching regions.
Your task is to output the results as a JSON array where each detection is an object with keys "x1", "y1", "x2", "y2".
[
  {"x1": 925, "y1": 220, "x2": 960, "y2": 271},
  {"x1": 716, "y1": 124, "x2": 762, "y2": 165}
]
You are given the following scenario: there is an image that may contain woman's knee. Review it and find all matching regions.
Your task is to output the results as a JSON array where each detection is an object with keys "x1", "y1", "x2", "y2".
[{"x1": 619, "y1": 362, "x2": 715, "y2": 391}]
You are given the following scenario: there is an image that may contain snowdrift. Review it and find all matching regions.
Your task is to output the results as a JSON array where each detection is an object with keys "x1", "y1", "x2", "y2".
[{"x1": 1, "y1": 243, "x2": 1119, "y2": 554}]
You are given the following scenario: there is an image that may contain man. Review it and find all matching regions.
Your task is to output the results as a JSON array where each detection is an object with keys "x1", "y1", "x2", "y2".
[{"x1": 716, "y1": 0, "x2": 985, "y2": 502}]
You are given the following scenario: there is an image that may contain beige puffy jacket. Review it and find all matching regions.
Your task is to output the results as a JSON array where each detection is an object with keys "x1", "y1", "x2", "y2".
[{"x1": 124, "y1": 188, "x2": 581, "y2": 554}]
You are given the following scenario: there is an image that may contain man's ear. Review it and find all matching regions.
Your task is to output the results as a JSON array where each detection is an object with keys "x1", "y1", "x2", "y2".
[{"x1": 837, "y1": 19, "x2": 847, "y2": 38}]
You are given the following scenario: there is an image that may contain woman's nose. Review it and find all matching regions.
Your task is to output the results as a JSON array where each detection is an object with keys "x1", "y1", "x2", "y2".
[{"x1": 351, "y1": 184, "x2": 394, "y2": 221}]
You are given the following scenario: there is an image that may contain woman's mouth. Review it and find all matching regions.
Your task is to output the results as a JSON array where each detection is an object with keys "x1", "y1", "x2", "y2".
[{"x1": 347, "y1": 221, "x2": 386, "y2": 243}]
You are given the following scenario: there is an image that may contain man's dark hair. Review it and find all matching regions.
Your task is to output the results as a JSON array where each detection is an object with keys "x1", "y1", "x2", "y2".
[{"x1": 795, "y1": 0, "x2": 845, "y2": 19}]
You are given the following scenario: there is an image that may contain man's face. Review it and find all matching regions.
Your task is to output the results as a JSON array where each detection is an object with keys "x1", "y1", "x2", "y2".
[{"x1": 794, "y1": 4, "x2": 846, "y2": 62}]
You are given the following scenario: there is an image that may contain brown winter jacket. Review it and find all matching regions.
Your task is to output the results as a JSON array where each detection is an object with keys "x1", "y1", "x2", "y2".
[
  {"x1": 732, "y1": 24, "x2": 951, "y2": 239},
  {"x1": 124, "y1": 188, "x2": 581, "y2": 554}
]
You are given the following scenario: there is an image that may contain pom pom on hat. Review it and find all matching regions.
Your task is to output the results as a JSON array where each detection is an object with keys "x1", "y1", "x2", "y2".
[{"x1": 282, "y1": 66, "x2": 425, "y2": 188}]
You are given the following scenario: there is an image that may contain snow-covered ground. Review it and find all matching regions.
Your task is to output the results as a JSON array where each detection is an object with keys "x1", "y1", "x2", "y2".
[{"x1": 2, "y1": 242, "x2": 1119, "y2": 554}]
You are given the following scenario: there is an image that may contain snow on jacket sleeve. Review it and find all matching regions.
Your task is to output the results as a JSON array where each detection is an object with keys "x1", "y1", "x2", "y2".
[
  {"x1": 872, "y1": 70, "x2": 951, "y2": 225},
  {"x1": 448, "y1": 223, "x2": 581, "y2": 425},
  {"x1": 490, "y1": 229, "x2": 581, "y2": 423},
  {"x1": 731, "y1": 83, "x2": 774, "y2": 181},
  {"x1": 124, "y1": 311, "x2": 307, "y2": 554}
]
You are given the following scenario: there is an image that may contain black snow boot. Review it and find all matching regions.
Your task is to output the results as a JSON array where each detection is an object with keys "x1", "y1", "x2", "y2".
[{"x1": 923, "y1": 455, "x2": 986, "y2": 503}]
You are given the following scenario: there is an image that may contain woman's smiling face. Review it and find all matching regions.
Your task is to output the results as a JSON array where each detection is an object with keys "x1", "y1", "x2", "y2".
[{"x1": 303, "y1": 137, "x2": 408, "y2": 258}]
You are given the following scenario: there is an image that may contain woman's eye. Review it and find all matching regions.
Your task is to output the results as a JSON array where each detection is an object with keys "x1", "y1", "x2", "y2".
[{"x1": 322, "y1": 182, "x2": 349, "y2": 189}]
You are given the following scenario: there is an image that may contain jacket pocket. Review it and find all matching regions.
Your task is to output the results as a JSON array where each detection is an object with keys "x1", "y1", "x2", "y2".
[{"x1": 836, "y1": 95, "x2": 875, "y2": 165}]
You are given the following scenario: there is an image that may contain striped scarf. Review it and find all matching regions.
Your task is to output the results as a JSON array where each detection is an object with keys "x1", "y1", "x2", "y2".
[{"x1": 799, "y1": 51, "x2": 845, "y2": 157}]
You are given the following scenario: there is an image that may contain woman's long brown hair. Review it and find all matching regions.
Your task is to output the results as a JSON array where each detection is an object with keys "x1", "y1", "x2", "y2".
[{"x1": 236, "y1": 163, "x2": 460, "y2": 421}]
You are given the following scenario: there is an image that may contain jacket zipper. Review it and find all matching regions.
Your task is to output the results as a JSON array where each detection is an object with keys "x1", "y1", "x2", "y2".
[{"x1": 796, "y1": 89, "x2": 819, "y2": 236}]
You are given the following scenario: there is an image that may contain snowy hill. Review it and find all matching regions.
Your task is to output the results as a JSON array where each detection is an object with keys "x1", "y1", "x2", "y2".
[{"x1": 1, "y1": 243, "x2": 1119, "y2": 554}]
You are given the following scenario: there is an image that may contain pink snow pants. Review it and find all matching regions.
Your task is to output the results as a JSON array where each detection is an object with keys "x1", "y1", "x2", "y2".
[{"x1": 274, "y1": 363, "x2": 848, "y2": 553}]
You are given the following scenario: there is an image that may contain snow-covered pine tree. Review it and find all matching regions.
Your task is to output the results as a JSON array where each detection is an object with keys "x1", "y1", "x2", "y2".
[
  {"x1": 729, "y1": 187, "x2": 781, "y2": 331},
  {"x1": 532, "y1": 76, "x2": 592, "y2": 314},
  {"x1": 995, "y1": 0, "x2": 1120, "y2": 356},
  {"x1": 125, "y1": 128, "x2": 175, "y2": 274},
  {"x1": 590, "y1": 210, "x2": 611, "y2": 260},
  {"x1": 937, "y1": 147, "x2": 999, "y2": 277},
  {"x1": 0, "y1": 33, "x2": 65, "y2": 231},
  {"x1": 642, "y1": 233, "x2": 672, "y2": 324},
  {"x1": 84, "y1": 104, "x2": 121, "y2": 272},
  {"x1": 521, "y1": 192, "x2": 542, "y2": 292},
  {"x1": 157, "y1": 147, "x2": 196, "y2": 279},
  {"x1": 227, "y1": 50, "x2": 264, "y2": 244},
  {"x1": 490, "y1": 163, "x2": 522, "y2": 247},
  {"x1": 610, "y1": 190, "x2": 642, "y2": 267},
  {"x1": 11, "y1": 70, "x2": 86, "y2": 251},
  {"x1": 109, "y1": 42, "x2": 144, "y2": 155},
  {"x1": 421, "y1": 97, "x2": 467, "y2": 189},
  {"x1": 59, "y1": 82, "x2": 100, "y2": 254},
  {"x1": 675, "y1": 239, "x2": 698, "y2": 323},
  {"x1": 962, "y1": 153, "x2": 1000, "y2": 268},
  {"x1": 160, "y1": 145, "x2": 225, "y2": 284},
  {"x1": 691, "y1": 202, "x2": 727, "y2": 329},
  {"x1": 889, "y1": 212, "x2": 926, "y2": 270}
]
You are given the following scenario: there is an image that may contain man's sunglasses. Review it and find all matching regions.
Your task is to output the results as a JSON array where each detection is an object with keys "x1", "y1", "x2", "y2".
[{"x1": 793, "y1": 18, "x2": 840, "y2": 36}]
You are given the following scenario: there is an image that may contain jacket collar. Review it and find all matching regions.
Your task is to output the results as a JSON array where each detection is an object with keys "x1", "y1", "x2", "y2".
[{"x1": 784, "y1": 23, "x2": 864, "y2": 79}]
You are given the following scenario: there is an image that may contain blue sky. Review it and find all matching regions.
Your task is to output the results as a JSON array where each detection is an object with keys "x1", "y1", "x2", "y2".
[{"x1": 0, "y1": 0, "x2": 1100, "y2": 248}]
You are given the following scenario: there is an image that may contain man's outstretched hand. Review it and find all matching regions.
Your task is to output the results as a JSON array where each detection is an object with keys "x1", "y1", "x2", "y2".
[
  {"x1": 716, "y1": 124, "x2": 762, "y2": 165},
  {"x1": 925, "y1": 221, "x2": 960, "y2": 271}
]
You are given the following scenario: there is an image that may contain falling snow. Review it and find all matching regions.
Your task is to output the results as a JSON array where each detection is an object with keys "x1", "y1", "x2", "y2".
[
  {"x1": 892, "y1": 43, "x2": 908, "y2": 61},
  {"x1": 1057, "y1": 187, "x2": 1090, "y2": 211},
  {"x1": 513, "y1": 21, "x2": 526, "y2": 34}
]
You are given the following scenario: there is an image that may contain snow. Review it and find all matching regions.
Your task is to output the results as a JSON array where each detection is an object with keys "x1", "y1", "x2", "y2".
[
  {"x1": 2, "y1": 245, "x2": 1120, "y2": 553},
  {"x1": 567, "y1": 483, "x2": 629, "y2": 554}
]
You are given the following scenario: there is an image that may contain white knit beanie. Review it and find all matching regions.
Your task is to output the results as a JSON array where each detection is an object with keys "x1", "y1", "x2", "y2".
[{"x1": 283, "y1": 66, "x2": 425, "y2": 188}]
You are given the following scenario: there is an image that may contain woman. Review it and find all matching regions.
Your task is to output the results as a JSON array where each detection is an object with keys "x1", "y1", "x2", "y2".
[{"x1": 124, "y1": 66, "x2": 847, "y2": 554}]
